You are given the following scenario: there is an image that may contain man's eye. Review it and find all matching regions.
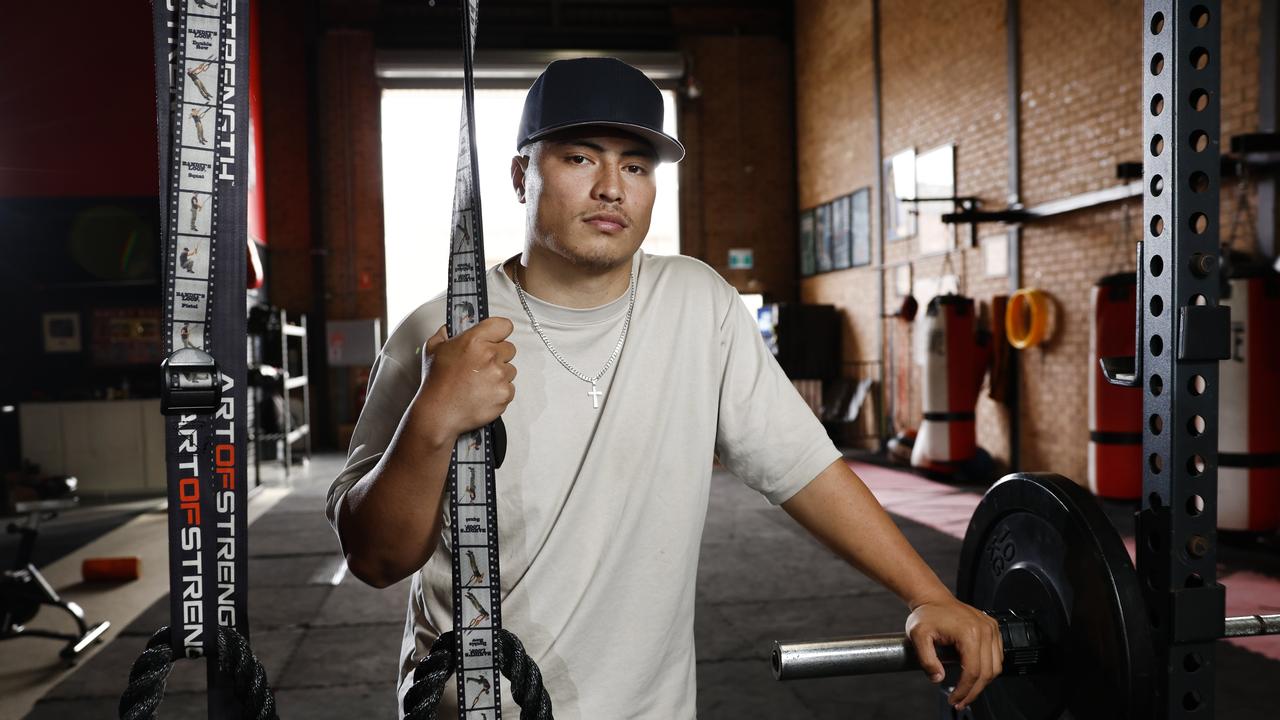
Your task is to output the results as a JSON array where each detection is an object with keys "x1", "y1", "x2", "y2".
[
  {"x1": 569, "y1": 155, "x2": 588, "y2": 164},
  {"x1": 626, "y1": 164, "x2": 648, "y2": 174}
]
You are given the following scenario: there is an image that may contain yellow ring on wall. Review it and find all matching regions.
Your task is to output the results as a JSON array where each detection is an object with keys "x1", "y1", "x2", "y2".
[{"x1": 1006, "y1": 288, "x2": 1050, "y2": 349}]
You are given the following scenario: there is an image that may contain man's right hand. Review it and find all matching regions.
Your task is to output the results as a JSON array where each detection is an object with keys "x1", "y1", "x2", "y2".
[{"x1": 414, "y1": 317, "x2": 517, "y2": 441}]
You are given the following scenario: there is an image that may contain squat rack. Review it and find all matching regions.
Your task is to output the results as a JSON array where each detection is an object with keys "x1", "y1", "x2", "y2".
[{"x1": 1132, "y1": 1, "x2": 1231, "y2": 716}]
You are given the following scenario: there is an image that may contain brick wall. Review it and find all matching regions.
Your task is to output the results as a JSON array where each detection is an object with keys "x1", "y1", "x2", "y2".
[
  {"x1": 795, "y1": 0, "x2": 881, "y2": 441},
  {"x1": 679, "y1": 34, "x2": 798, "y2": 300},
  {"x1": 794, "y1": 0, "x2": 1262, "y2": 482}
]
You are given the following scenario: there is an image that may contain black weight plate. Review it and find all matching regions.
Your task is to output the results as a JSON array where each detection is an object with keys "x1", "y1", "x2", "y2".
[{"x1": 951, "y1": 473, "x2": 1153, "y2": 720}]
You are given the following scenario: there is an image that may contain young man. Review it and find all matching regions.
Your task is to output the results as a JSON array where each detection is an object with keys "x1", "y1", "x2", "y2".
[{"x1": 327, "y1": 57, "x2": 1002, "y2": 719}]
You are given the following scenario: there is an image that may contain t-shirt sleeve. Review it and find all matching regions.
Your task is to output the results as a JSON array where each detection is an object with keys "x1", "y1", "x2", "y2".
[
  {"x1": 325, "y1": 349, "x2": 420, "y2": 536},
  {"x1": 713, "y1": 286, "x2": 843, "y2": 505}
]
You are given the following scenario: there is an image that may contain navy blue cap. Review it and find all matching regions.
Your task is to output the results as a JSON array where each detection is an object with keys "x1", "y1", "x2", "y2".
[{"x1": 517, "y1": 57, "x2": 685, "y2": 163}]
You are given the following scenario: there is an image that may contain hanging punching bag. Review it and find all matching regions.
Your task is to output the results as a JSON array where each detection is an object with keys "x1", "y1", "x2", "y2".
[
  {"x1": 911, "y1": 295, "x2": 990, "y2": 473},
  {"x1": 1088, "y1": 273, "x2": 1143, "y2": 499},
  {"x1": 1218, "y1": 254, "x2": 1280, "y2": 532}
]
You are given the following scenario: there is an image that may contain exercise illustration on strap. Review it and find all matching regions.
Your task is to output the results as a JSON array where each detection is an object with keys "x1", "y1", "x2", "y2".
[
  {"x1": 400, "y1": 2, "x2": 552, "y2": 719},
  {"x1": 119, "y1": 1, "x2": 272, "y2": 718}
]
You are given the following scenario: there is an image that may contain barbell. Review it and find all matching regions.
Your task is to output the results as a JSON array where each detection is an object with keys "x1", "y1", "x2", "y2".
[{"x1": 771, "y1": 473, "x2": 1280, "y2": 719}]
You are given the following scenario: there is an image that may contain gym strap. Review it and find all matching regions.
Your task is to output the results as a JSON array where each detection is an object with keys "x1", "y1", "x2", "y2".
[
  {"x1": 922, "y1": 411, "x2": 975, "y2": 423},
  {"x1": 445, "y1": 0, "x2": 506, "y2": 714},
  {"x1": 143, "y1": 0, "x2": 254, "y2": 717},
  {"x1": 1218, "y1": 452, "x2": 1280, "y2": 469},
  {"x1": 1089, "y1": 431, "x2": 1143, "y2": 446},
  {"x1": 402, "y1": 2, "x2": 551, "y2": 718}
]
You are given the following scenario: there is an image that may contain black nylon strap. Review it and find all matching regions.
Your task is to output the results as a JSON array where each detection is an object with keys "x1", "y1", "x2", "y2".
[
  {"x1": 1219, "y1": 452, "x2": 1280, "y2": 469},
  {"x1": 1089, "y1": 431, "x2": 1144, "y2": 445},
  {"x1": 922, "y1": 411, "x2": 976, "y2": 422},
  {"x1": 152, "y1": 1, "x2": 251, "y2": 716}
]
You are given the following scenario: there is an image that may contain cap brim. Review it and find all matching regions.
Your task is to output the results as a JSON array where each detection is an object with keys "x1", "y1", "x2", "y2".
[{"x1": 523, "y1": 121, "x2": 685, "y2": 164}]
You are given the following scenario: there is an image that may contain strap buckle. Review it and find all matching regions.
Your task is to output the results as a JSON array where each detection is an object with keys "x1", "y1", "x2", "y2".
[{"x1": 160, "y1": 348, "x2": 221, "y2": 415}]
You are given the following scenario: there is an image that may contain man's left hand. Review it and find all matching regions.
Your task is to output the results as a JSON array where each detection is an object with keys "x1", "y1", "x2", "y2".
[{"x1": 905, "y1": 598, "x2": 1003, "y2": 712}]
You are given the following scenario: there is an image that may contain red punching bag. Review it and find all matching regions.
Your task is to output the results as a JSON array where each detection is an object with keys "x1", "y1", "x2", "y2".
[
  {"x1": 1088, "y1": 273, "x2": 1142, "y2": 499},
  {"x1": 1219, "y1": 256, "x2": 1280, "y2": 531},
  {"x1": 911, "y1": 295, "x2": 990, "y2": 472}
]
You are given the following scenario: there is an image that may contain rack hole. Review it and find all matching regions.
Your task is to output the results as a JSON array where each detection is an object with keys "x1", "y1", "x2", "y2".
[
  {"x1": 1191, "y1": 253, "x2": 1215, "y2": 276},
  {"x1": 1190, "y1": 89, "x2": 1210, "y2": 112},
  {"x1": 1190, "y1": 5, "x2": 1210, "y2": 28},
  {"x1": 1184, "y1": 573, "x2": 1205, "y2": 589},
  {"x1": 1188, "y1": 415, "x2": 1205, "y2": 436},
  {"x1": 1187, "y1": 493, "x2": 1205, "y2": 515},
  {"x1": 1150, "y1": 175, "x2": 1164, "y2": 196},
  {"x1": 1188, "y1": 455, "x2": 1206, "y2": 477},
  {"x1": 1149, "y1": 414, "x2": 1164, "y2": 434},
  {"x1": 1190, "y1": 129, "x2": 1209, "y2": 152},
  {"x1": 1151, "y1": 12, "x2": 1165, "y2": 34},
  {"x1": 1150, "y1": 453, "x2": 1164, "y2": 474},
  {"x1": 1189, "y1": 374, "x2": 1207, "y2": 395},
  {"x1": 1149, "y1": 492, "x2": 1164, "y2": 510},
  {"x1": 1186, "y1": 535, "x2": 1208, "y2": 559},
  {"x1": 1151, "y1": 94, "x2": 1165, "y2": 116},
  {"x1": 1151, "y1": 53, "x2": 1165, "y2": 75},
  {"x1": 1150, "y1": 335, "x2": 1163, "y2": 356},
  {"x1": 1184, "y1": 652, "x2": 1203, "y2": 672},
  {"x1": 1151, "y1": 135, "x2": 1165, "y2": 156},
  {"x1": 1190, "y1": 47, "x2": 1210, "y2": 70},
  {"x1": 1150, "y1": 254, "x2": 1164, "y2": 276},
  {"x1": 1151, "y1": 215, "x2": 1165, "y2": 237},
  {"x1": 1190, "y1": 212, "x2": 1208, "y2": 234},
  {"x1": 1190, "y1": 293, "x2": 1208, "y2": 306},
  {"x1": 1150, "y1": 374, "x2": 1164, "y2": 396},
  {"x1": 1189, "y1": 171, "x2": 1210, "y2": 192},
  {"x1": 1150, "y1": 295, "x2": 1164, "y2": 316}
]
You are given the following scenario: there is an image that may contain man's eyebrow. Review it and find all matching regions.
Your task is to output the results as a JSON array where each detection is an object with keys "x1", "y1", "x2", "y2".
[{"x1": 562, "y1": 140, "x2": 658, "y2": 161}]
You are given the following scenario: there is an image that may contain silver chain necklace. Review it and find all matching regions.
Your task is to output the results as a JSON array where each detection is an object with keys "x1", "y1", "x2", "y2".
[{"x1": 511, "y1": 262, "x2": 636, "y2": 409}]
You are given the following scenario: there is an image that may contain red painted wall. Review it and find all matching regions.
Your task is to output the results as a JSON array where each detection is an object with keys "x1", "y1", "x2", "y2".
[{"x1": 0, "y1": 3, "x2": 159, "y2": 198}]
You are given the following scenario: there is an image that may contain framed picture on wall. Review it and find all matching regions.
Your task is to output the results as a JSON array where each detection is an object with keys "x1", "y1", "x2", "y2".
[
  {"x1": 42, "y1": 312, "x2": 82, "y2": 353},
  {"x1": 91, "y1": 307, "x2": 162, "y2": 366},
  {"x1": 815, "y1": 203, "x2": 833, "y2": 273},
  {"x1": 799, "y1": 209, "x2": 816, "y2": 277},
  {"x1": 851, "y1": 187, "x2": 871, "y2": 267},
  {"x1": 831, "y1": 195, "x2": 851, "y2": 270}
]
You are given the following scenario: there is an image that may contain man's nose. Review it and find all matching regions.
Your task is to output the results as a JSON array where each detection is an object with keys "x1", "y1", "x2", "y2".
[{"x1": 591, "y1": 163, "x2": 625, "y2": 204}]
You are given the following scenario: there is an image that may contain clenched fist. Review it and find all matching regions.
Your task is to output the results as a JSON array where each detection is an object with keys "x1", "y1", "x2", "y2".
[{"x1": 414, "y1": 317, "x2": 517, "y2": 440}]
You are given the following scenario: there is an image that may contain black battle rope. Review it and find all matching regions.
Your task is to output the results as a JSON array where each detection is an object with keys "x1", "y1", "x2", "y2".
[
  {"x1": 119, "y1": 626, "x2": 276, "y2": 720},
  {"x1": 403, "y1": 631, "x2": 553, "y2": 720},
  {"x1": 122, "y1": 1, "x2": 268, "y2": 718},
  {"x1": 402, "y1": 1, "x2": 552, "y2": 718}
]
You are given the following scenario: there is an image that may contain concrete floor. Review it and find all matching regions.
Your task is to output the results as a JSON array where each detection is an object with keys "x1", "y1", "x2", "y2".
[{"x1": 7, "y1": 454, "x2": 1279, "y2": 719}]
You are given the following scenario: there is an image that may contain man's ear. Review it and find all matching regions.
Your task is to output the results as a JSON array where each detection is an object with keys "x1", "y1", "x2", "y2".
[{"x1": 510, "y1": 155, "x2": 529, "y2": 204}]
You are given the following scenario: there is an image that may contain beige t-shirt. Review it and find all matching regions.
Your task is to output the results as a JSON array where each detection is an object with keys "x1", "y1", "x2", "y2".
[{"x1": 326, "y1": 250, "x2": 841, "y2": 719}]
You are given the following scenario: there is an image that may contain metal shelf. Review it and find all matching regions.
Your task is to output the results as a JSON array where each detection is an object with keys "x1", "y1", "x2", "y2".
[{"x1": 249, "y1": 309, "x2": 311, "y2": 484}]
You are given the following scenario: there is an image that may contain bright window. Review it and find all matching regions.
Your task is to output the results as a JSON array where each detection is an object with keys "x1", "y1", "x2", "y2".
[{"x1": 381, "y1": 88, "x2": 680, "y2": 330}]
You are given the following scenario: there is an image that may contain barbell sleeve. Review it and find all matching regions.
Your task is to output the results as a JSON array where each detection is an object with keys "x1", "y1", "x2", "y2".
[
  {"x1": 773, "y1": 614, "x2": 1280, "y2": 681},
  {"x1": 773, "y1": 614, "x2": 1043, "y2": 681},
  {"x1": 772, "y1": 633, "x2": 922, "y2": 680},
  {"x1": 1222, "y1": 613, "x2": 1280, "y2": 638}
]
